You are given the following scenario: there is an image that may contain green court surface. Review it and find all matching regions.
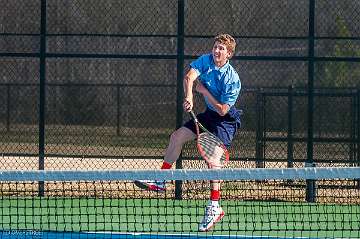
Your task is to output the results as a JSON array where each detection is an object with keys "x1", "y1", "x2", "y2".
[{"x1": 1, "y1": 198, "x2": 359, "y2": 238}]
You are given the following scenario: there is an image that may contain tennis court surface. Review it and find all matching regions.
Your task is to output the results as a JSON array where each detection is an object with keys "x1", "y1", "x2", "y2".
[{"x1": 0, "y1": 168, "x2": 359, "y2": 238}]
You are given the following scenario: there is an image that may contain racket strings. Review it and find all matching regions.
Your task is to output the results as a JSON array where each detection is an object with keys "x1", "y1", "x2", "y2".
[{"x1": 198, "y1": 132, "x2": 227, "y2": 163}]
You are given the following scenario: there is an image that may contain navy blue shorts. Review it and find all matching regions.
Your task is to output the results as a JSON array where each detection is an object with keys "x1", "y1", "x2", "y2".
[{"x1": 184, "y1": 107, "x2": 242, "y2": 148}]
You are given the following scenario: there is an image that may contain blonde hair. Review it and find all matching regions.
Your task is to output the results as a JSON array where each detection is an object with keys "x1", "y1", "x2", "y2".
[{"x1": 214, "y1": 34, "x2": 236, "y2": 58}]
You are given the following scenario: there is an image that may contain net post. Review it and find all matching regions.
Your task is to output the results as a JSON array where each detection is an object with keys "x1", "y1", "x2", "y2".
[
  {"x1": 305, "y1": 162, "x2": 316, "y2": 202},
  {"x1": 175, "y1": 158, "x2": 183, "y2": 199}
]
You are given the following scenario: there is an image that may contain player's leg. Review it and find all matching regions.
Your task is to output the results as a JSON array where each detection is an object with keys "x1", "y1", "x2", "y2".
[
  {"x1": 198, "y1": 177, "x2": 225, "y2": 231},
  {"x1": 198, "y1": 113, "x2": 238, "y2": 231},
  {"x1": 134, "y1": 126, "x2": 195, "y2": 192},
  {"x1": 164, "y1": 126, "x2": 196, "y2": 165}
]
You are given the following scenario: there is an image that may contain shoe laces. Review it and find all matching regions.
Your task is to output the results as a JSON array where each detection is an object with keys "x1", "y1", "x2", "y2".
[{"x1": 202, "y1": 205, "x2": 218, "y2": 223}]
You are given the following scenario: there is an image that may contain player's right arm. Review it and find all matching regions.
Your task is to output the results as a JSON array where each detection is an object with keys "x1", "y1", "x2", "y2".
[{"x1": 183, "y1": 68, "x2": 199, "y2": 112}]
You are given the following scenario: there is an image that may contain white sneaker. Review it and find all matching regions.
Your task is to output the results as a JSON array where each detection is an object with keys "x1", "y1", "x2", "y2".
[
  {"x1": 134, "y1": 180, "x2": 166, "y2": 192},
  {"x1": 198, "y1": 205, "x2": 225, "y2": 232}
]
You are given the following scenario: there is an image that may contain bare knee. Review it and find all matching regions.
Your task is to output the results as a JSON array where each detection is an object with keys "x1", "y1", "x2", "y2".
[
  {"x1": 169, "y1": 127, "x2": 194, "y2": 145},
  {"x1": 169, "y1": 130, "x2": 184, "y2": 145}
]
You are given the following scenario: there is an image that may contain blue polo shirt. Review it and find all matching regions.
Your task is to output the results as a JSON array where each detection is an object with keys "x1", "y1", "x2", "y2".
[{"x1": 190, "y1": 54, "x2": 241, "y2": 112}]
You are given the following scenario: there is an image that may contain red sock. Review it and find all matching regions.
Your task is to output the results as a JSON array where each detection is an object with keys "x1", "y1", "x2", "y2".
[
  {"x1": 161, "y1": 161, "x2": 172, "y2": 169},
  {"x1": 210, "y1": 190, "x2": 221, "y2": 201}
]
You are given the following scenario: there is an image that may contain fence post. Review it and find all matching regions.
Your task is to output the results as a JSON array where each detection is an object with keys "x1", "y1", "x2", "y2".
[
  {"x1": 287, "y1": 85, "x2": 294, "y2": 169},
  {"x1": 350, "y1": 90, "x2": 356, "y2": 165},
  {"x1": 255, "y1": 88, "x2": 265, "y2": 168},
  {"x1": 116, "y1": 84, "x2": 120, "y2": 136},
  {"x1": 357, "y1": 89, "x2": 360, "y2": 189},
  {"x1": 175, "y1": 0, "x2": 185, "y2": 200},
  {"x1": 6, "y1": 84, "x2": 10, "y2": 132},
  {"x1": 287, "y1": 86, "x2": 294, "y2": 185},
  {"x1": 305, "y1": 0, "x2": 316, "y2": 202},
  {"x1": 38, "y1": 0, "x2": 47, "y2": 197}
]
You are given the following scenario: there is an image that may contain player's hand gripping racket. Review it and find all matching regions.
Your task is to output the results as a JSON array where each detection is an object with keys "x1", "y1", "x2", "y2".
[{"x1": 189, "y1": 110, "x2": 229, "y2": 168}]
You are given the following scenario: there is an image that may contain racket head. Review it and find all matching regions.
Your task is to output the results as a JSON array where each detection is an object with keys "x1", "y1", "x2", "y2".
[
  {"x1": 197, "y1": 131, "x2": 229, "y2": 168},
  {"x1": 189, "y1": 110, "x2": 229, "y2": 168}
]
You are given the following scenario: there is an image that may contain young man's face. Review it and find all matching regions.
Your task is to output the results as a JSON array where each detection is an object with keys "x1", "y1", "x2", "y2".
[{"x1": 212, "y1": 41, "x2": 231, "y2": 67}]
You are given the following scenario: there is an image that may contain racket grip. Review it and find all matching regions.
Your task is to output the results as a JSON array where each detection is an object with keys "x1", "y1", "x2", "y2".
[{"x1": 189, "y1": 110, "x2": 198, "y2": 122}]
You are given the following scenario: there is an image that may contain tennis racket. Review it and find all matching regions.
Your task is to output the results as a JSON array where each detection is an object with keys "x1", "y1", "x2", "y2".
[{"x1": 189, "y1": 110, "x2": 229, "y2": 168}]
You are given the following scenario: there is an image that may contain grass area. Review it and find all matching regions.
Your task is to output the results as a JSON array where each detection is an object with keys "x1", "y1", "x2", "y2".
[{"x1": 0, "y1": 198, "x2": 359, "y2": 238}]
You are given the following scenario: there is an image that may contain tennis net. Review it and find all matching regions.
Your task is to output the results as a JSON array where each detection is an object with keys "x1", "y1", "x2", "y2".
[{"x1": 0, "y1": 167, "x2": 359, "y2": 239}]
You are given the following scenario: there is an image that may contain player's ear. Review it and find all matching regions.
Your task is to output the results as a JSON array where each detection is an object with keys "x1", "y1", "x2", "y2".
[{"x1": 226, "y1": 51, "x2": 232, "y2": 59}]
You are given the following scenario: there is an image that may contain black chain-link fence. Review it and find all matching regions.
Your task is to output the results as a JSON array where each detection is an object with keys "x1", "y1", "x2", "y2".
[{"x1": 0, "y1": 0, "x2": 359, "y2": 174}]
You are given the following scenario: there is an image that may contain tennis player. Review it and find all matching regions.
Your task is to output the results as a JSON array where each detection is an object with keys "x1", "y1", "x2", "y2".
[{"x1": 135, "y1": 33, "x2": 242, "y2": 232}]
